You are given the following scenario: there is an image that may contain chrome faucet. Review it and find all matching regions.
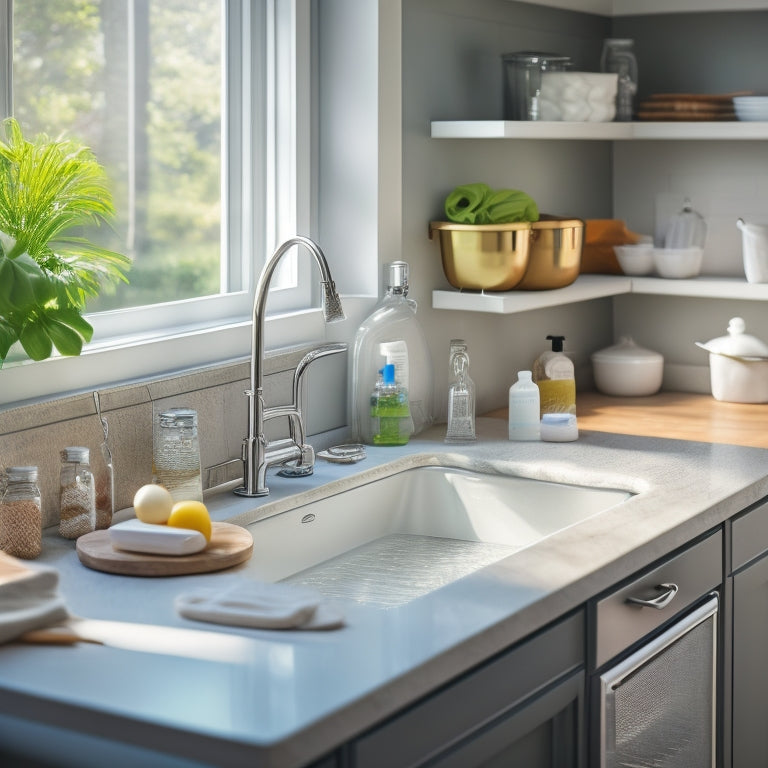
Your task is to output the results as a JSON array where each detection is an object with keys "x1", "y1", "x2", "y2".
[{"x1": 234, "y1": 236, "x2": 346, "y2": 497}]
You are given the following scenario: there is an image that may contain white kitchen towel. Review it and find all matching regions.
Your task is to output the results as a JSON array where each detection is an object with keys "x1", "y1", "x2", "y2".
[
  {"x1": 175, "y1": 579, "x2": 344, "y2": 631},
  {"x1": 0, "y1": 552, "x2": 69, "y2": 643}
]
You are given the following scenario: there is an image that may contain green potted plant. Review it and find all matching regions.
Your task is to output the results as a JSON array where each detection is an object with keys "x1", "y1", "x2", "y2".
[{"x1": 0, "y1": 117, "x2": 130, "y2": 367}]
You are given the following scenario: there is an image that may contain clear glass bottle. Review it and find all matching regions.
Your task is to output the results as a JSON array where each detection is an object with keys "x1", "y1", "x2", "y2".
[
  {"x1": 59, "y1": 447, "x2": 96, "y2": 540},
  {"x1": 370, "y1": 363, "x2": 412, "y2": 446},
  {"x1": 600, "y1": 38, "x2": 638, "y2": 122},
  {"x1": 351, "y1": 261, "x2": 434, "y2": 444},
  {"x1": 0, "y1": 466, "x2": 42, "y2": 559},
  {"x1": 153, "y1": 407, "x2": 203, "y2": 502},
  {"x1": 445, "y1": 339, "x2": 476, "y2": 443}
]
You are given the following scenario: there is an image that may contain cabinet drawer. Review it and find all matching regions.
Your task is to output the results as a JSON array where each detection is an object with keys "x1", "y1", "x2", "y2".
[
  {"x1": 592, "y1": 530, "x2": 722, "y2": 669},
  {"x1": 732, "y1": 497, "x2": 768, "y2": 572},
  {"x1": 352, "y1": 611, "x2": 584, "y2": 768}
]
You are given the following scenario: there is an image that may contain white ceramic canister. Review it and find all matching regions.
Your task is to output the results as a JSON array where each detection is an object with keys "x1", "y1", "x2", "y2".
[
  {"x1": 698, "y1": 317, "x2": 768, "y2": 403},
  {"x1": 591, "y1": 336, "x2": 663, "y2": 397}
]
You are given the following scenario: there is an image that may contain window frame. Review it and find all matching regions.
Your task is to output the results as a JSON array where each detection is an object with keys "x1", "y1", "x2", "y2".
[{"x1": 0, "y1": 0, "x2": 322, "y2": 408}]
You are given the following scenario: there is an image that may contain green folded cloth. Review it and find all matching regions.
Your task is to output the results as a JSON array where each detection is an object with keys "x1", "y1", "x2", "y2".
[{"x1": 444, "y1": 183, "x2": 539, "y2": 224}]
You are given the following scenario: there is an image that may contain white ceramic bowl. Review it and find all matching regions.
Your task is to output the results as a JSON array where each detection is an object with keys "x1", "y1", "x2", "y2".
[
  {"x1": 614, "y1": 243, "x2": 654, "y2": 276},
  {"x1": 734, "y1": 96, "x2": 768, "y2": 121},
  {"x1": 653, "y1": 247, "x2": 703, "y2": 279},
  {"x1": 591, "y1": 336, "x2": 664, "y2": 397}
]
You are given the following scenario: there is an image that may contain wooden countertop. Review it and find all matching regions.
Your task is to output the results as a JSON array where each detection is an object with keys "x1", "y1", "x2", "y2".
[{"x1": 487, "y1": 391, "x2": 768, "y2": 449}]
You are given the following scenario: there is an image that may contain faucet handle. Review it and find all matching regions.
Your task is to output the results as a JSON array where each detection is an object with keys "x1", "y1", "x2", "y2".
[{"x1": 276, "y1": 444, "x2": 315, "y2": 478}]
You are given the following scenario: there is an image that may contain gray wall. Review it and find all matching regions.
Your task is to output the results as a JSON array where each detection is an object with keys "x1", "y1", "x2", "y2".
[{"x1": 400, "y1": 0, "x2": 615, "y2": 419}]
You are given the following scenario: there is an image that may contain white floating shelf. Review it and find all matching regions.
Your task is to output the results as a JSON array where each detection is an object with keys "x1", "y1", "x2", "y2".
[
  {"x1": 431, "y1": 120, "x2": 768, "y2": 142},
  {"x1": 631, "y1": 276, "x2": 768, "y2": 300},
  {"x1": 432, "y1": 275, "x2": 631, "y2": 314},
  {"x1": 432, "y1": 275, "x2": 768, "y2": 314}
]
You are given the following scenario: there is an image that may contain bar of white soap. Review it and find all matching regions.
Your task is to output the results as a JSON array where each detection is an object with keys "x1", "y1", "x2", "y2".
[{"x1": 109, "y1": 519, "x2": 207, "y2": 556}]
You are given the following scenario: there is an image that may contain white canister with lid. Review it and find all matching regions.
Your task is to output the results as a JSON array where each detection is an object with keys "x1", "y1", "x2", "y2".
[
  {"x1": 591, "y1": 336, "x2": 664, "y2": 397},
  {"x1": 697, "y1": 317, "x2": 768, "y2": 403}
]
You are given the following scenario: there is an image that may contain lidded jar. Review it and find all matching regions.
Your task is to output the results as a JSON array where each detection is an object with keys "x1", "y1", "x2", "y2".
[
  {"x1": 600, "y1": 38, "x2": 638, "y2": 121},
  {"x1": 59, "y1": 447, "x2": 96, "y2": 540},
  {"x1": 153, "y1": 407, "x2": 203, "y2": 502},
  {"x1": 0, "y1": 466, "x2": 42, "y2": 559}
]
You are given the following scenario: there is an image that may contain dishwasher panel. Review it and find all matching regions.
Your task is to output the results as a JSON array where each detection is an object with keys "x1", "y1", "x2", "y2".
[{"x1": 599, "y1": 595, "x2": 718, "y2": 768}]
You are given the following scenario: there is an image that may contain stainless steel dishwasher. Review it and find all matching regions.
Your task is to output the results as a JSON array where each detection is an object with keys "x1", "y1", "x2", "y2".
[{"x1": 590, "y1": 531, "x2": 722, "y2": 768}]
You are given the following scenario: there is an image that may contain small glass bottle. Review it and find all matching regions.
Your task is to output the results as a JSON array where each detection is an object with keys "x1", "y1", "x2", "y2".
[
  {"x1": 445, "y1": 339, "x2": 476, "y2": 443},
  {"x1": 59, "y1": 447, "x2": 96, "y2": 540},
  {"x1": 600, "y1": 38, "x2": 638, "y2": 122},
  {"x1": 0, "y1": 466, "x2": 42, "y2": 559},
  {"x1": 153, "y1": 407, "x2": 203, "y2": 502}
]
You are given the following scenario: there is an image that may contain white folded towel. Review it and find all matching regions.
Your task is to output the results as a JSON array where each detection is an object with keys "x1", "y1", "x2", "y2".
[
  {"x1": 0, "y1": 552, "x2": 69, "y2": 643},
  {"x1": 175, "y1": 579, "x2": 344, "y2": 631}
]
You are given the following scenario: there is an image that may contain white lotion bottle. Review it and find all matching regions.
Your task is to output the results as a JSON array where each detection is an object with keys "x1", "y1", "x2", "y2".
[{"x1": 508, "y1": 371, "x2": 541, "y2": 441}]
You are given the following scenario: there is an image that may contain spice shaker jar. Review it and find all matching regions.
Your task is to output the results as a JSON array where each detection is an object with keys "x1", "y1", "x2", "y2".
[
  {"x1": 0, "y1": 466, "x2": 42, "y2": 559},
  {"x1": 153, "y1": 407, "x2": 203, "y2": 502},
  {"x1": 59, "y1": 447, "x2": 96, "y2": 540}
]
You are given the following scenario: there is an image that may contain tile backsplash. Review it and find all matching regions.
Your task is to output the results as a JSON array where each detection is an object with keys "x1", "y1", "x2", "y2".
[{"x1": 0, "y1": 345, "x2": 348, "y2": 528}]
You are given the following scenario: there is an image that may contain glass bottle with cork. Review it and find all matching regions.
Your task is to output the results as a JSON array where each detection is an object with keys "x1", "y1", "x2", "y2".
[
  {"x1": 0, "y1": 466, "x2": 42, "y2": 559},
  {"x1": 59, "y1": 447, "x2": 96, "y2": 540}
]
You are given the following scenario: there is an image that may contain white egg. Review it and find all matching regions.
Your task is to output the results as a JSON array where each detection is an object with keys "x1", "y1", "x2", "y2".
[{"x1": 132, "y1": 483, "x2": 174, "y2": 524}]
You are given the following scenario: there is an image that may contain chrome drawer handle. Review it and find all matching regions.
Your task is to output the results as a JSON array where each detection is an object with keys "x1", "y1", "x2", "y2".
[{"x1": 626, "y1": 582, "x2": 679, "y2": 609}]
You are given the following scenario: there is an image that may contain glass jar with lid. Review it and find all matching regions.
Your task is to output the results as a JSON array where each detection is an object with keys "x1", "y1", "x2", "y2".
[
  {"x1": 502, "y1": 51, "x2": 572, "y2": 120},
  {"x1": 0, "y1": 466, "x2": 42, "y2": 559},
  {"x1": 153, "y1": 407, "x2": 203, "y2": 502},
  {"x1": 59, "y1": 447, "x2": 96, "y2": 540},
  {"x1": 600, "y1": 39, "x2": 638, "y2": 122}
]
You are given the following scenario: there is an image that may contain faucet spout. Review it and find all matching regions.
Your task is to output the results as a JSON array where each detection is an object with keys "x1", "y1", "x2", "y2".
[{"x1": 234, "y1": 236, "x2": 345, "y2": 498}]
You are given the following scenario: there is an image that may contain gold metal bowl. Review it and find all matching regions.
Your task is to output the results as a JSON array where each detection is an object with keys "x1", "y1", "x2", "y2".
[
  {"x1": 429, "y1": 216, "x2": 584, "y2": 292},
  {"x1": 429, "y1": 221, "x2": 532, "y2": 291},
  {"x1": 517, "y1": 217, "x2": 584, "y2": 290}
]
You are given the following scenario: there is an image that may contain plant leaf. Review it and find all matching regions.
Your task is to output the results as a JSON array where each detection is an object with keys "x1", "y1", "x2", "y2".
[
  {"x1": 0, "y1": 317, "x2": 17, "y2": 360},
  {"x1": 45, "y1": 316, "x2": 85, "y2": 357},
  {"x1": 19, "y1": 320, "x2": 53, "y2": 361}
]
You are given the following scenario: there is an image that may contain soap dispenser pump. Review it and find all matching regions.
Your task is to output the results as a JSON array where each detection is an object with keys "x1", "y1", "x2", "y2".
[
  {"x1": 532, "y1": 335, "x2": 576, "y2": 416},
  {"x1": 370, "y1": 363, "x2": 412, "y2": 446}
]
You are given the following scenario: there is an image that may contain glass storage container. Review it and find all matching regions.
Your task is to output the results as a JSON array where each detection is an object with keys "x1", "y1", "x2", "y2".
[
  {"x1": 0, "y1": 466, "x2": 42, "y2": 559},
  {"x1": 153, "y1": 407, "x2": 203, "y2": 502},
  {"x1": 59, "y1": 447, "x2": 96, "y2": 540}
]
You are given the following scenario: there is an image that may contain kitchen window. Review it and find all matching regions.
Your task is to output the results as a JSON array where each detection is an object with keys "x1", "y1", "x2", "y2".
[{"x1": 0, "y1": 0, "x2": 316, "y2": 406}]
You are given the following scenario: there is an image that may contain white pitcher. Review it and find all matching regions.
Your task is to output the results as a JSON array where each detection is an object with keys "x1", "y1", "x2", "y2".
[{"x1": 737, "y1": 218, "x2": 768, "y2": 283}]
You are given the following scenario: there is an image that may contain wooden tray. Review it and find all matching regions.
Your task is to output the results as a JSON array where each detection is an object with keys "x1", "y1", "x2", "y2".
[{"x1": 76, "y1": 521, "x2": 254, "y2": 577}]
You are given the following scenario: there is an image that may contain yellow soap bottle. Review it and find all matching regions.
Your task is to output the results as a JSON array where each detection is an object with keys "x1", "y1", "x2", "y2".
[{"x1": 532, "y1": 335, "x2": 576, "y2": 416}]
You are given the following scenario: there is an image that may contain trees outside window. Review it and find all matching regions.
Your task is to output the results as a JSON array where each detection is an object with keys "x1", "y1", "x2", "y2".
[{"x1": 13, "y1": 0, "x2": 224, "y2": 312}]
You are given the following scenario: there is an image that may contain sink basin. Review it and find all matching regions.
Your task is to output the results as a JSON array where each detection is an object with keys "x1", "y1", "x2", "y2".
[{"x1": 244, "y1": 466, "x2": 631, "y2": 607}]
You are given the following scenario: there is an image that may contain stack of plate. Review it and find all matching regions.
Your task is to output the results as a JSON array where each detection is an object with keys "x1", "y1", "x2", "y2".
[
  {"x1": 734, "y1": 96, "x2": 768, "y2": 122},
  {"x1": 637, "y1": 93, "x2": 740, "y2": 121}
]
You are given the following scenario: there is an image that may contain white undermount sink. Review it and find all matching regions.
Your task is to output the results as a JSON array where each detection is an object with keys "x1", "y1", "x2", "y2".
[{"x1": 243, "y1": 466, "x2": 631, "y2": 607}]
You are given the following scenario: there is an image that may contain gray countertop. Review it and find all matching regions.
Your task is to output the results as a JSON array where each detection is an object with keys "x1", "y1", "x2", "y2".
[{"x1": 1, "y1": 418, "x2": 767, "y2": 768}]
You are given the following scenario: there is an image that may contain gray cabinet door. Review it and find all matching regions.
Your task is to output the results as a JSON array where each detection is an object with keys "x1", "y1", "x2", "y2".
[
  {"x1": 351, "y1": 611, "x2": 584, "y2": 768},
  {"x1": 732, "y1": 553, "x2": 768, "y2": 767},
  {"x1": 423, "y1": 669, "x2": 583, "y2": 768}
]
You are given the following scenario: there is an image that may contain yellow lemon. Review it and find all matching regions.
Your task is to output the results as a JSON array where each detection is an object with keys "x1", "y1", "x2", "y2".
[
  {"x1": 167, "y1": 500, "x2": 212, "y2": 542},
  {"x1": 133, "y1": 484, "x2": 174, "y2": 524}
]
